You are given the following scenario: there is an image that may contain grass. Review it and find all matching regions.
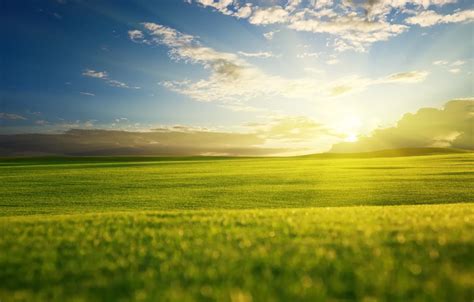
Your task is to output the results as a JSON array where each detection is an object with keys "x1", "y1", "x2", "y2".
[
  {"x1": 0, "y1": 151, "x2": 473, "y2": 301},
  {"x1": 1, "y1": 151, "x2": 473, "y2": 216}
]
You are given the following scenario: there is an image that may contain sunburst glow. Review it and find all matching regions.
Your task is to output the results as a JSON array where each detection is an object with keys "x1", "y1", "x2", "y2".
[
  {"x1": 0, "y1": 2, "x2": 473, "y2": 301},
  {"x1": 0, "y1": 0, "x2": 472, "y2": 155}
]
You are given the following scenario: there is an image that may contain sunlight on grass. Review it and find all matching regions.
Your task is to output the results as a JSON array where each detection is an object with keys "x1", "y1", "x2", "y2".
[
  {"x1": 0, "y1": 153, "x2": 473, "y2": 301},
  {"x1": 1, "y1": 204, "x2": 472, "y2": 301}
]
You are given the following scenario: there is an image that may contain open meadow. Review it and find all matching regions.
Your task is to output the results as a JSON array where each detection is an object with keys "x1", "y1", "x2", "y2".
[
  {"x1": 3, "y1": 0, "x2": 473, "y2": 300},
  {"x1": 1, "y1": 150, "x2": 473, "y2": 301}
]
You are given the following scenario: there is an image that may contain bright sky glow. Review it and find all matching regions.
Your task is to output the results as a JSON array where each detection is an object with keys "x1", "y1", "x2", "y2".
[{"x1": 0, "y1": 0, "x2": 473, "y2": 155}]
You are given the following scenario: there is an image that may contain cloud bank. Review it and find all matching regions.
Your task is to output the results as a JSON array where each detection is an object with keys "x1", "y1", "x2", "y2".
[
  {"x1": 1, "y1": 100, "x2": 471, "y2": 156},
  {"x1": 0, "y1": 128, "x2": 281, "y2": 157},
  {"x1": 0, "y1": 115, "x2": 337, "y2": 156},
  {"x1": 330, "y1": 99, "x2": 474, "y2": 152}
]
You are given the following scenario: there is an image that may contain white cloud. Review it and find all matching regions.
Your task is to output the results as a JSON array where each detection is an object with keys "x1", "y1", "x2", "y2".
[
  {"x1": 451, "y1": 60, "x2": 466, "y2": 66},
  {"x1": 108, "y1": 80, "x2": 136, "y2": 88},
  {"x1": 134, "y1": 22, "x2": 429, "y2": 102},
  {"x1": 296, "y1": 52, "x2": 320, "y2": 58},
  {"x1": 406, "y1": 9, "x2": 474, "y2": 27},
  {"x1": 286, "y1": 0, "x2": 302, "y2": 12},
  {"x1": 326, "y1": 58, "x2": 340, "y2": 65},
  {"x1": 330, "y1": 99, "x2": 474, "y2": 152},
  {"x1": 82, "y1": 69, "x2": 140, "y2": 89},
  {"x1": 263, "y1": 30, "x2": 279, "y2": 40},
  {"x1": 82, "y1": 69, "x2": 108, "y2": 79},
  {"x1": 381, "y1": 71, "x2": 429, "y2": 84},
  {"x1": 80, "y1": 92, "x2": 95, "y2": 96},
  {"x1": 248, "y1": 6, "x2": 289, "y2": 25},
  {"x1": 311, "y1": 0, "x2": 334, "y2": 9},
  {"x1": 288, "y1": 14, "x2": 408, "y2": 52},
  {"x1": 359, "y1": 0, "x2": 458, "y2": 19},
  {"x1": 433, "y1": 59, "x2": 467, "y2": 73},
  {"x1": 304, "y1": 67, "x2": 324, "y2": 74},
  {"x1": 326, "y1": 71, "x2": 429, "y2": 97},
  {"x1": 186, "y1": 0, "x2": 471, "y2": 53},
  {"x1": 128, "y1": 30, "x2": 144, "y2": 42},
  {"x1": 219, "y1": 104, "x2": 264, "y2": 112},
  {"x1": 235, "y1": 4, "x2": 253, "y2": 19},
  {"x1": 141, "y1": 22, "x2": 195, "y2": 48},
  {"x1": 326, "y1": 76, "x2": 373, "y2": 97},
  {"x1": 433, "y1": 60, "x2": 449, "y2": 65},
  {"x1": 160, "y1": 68, "x2": 319, "y2": 102},
  {"x1": 238, "y1": 51, "x2": 278, "y2": 58},
  {"x1": 195, "y1": 0, "x2": 234, "y2": 15}
]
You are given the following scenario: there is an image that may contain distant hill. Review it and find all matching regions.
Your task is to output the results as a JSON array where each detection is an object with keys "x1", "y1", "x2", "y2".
[{"x1": 303, "y1": 147, "x2": 472, "y2": 159}]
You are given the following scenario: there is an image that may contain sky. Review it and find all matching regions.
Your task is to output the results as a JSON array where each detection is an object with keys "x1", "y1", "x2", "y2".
[{"x1": 0, "y1": 0, "x2": 473, "y2": 155}]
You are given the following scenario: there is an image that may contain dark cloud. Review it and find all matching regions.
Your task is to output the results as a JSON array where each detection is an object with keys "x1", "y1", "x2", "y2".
[
  {"x1": 0, "y1": 128, "x2": 289, "y2": 157},
  {"x1": 0, "y1": 115, "x2": 338, "y2": 156},
  {"x1": 2, "y1": 100, "x2": 471, "y2": 156},
  {"x1": 330, "y1": 99, "x2": 474, "y2": 153}
]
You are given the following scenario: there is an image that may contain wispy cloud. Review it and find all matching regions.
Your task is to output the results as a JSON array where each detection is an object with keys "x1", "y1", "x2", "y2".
[
  {"x1": 326, "y1": 71, "x2": 429, "y2": 97},
  {"x1": 432, "y1": 59, "x2": 468, "y2": 74},
  {"x1": 128, "y1": 29, "x2": 144, "y2": 42},
  {"x1": 0, "y1": 113, "x2": 27, "y2": 120},
  {"x1": 449, "y1": 68, "x2": 461, "y2": 74},
  {"x1": 80, "y1": 91, "x2": 95, "y2": 96},
  {"x1": 263, "y1": 30, "x2": 279, "y2": 40},
  {"x1": 219, "y1": 104, "x2": 264, "y2": 112},
  {"x1": 82, "y1": 69, "x2": 140, "y2": 89},
  {"x1": 287, "y1": 15, "x2": 408, "y2": 53},
  {"x1": 451, "y1": 60, "x2": 466, "y2": 66},
  {"x1": 326, "y1": 58, "x2": 340, "y2": 65},
  {"x1": 382, "y1": 71, "x2": 429, "y2": 84},
  {"x1": 238, "y1": 51, "x2": 278, "y2": 58},
  {"x1": 82, "y1": 69, "x2": 108, "y2": 79},
  {"x1": 433, "y1": 60, "x2": 449, "y2": 65},
  {"x1": 131, "y1": 22, "x2": 428, "y2": 102},
  {"x1": 296, "y1": 52, "x2": 320, "y2": 59},
  {"x1": 186, "y1": 0, "x2": 471, "y2": 52},
  {"x1": 406, "y1": 9, "x2": 474, "y2": 27},
  {"x1": 35, "y1": 120, "x2": 49, "y2": 125}
]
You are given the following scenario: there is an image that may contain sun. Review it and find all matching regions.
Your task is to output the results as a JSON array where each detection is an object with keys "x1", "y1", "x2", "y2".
[
  {"x1": 334, "y1": 115, "x2": 362, "y2": 143},
  {"x1": 345, "y1": 133, "x2": 358, "y2": 142}
]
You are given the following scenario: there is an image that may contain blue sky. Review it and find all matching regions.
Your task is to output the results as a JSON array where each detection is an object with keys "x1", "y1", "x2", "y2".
[{"x1": 0, "y1": 0, "x2": 473, "y2": 154}]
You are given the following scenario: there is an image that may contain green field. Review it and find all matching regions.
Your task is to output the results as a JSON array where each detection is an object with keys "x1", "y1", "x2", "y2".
[{"x1": 1, "y1": 150, "x2": 473, "y2": 301}]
